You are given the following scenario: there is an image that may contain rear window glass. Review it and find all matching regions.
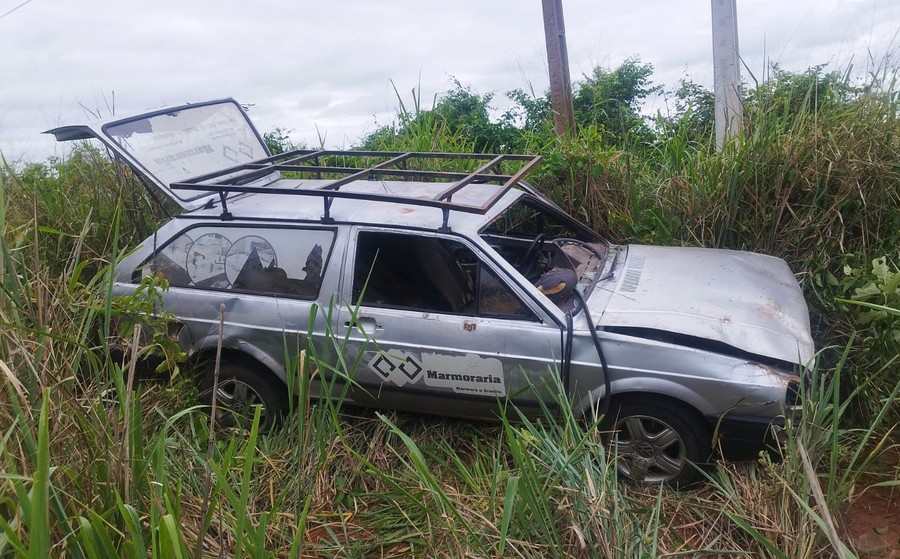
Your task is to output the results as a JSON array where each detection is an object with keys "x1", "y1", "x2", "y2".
[
  {"x1": 104, "y1": 101, "x2": 269, "y2": 205},
  {"x1": 138, "y1": 226, "x2": 334, "y2": 299}
]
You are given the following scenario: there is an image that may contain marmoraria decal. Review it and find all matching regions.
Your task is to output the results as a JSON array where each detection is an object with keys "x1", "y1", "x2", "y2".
[{"x1": 367, "y1": 351, "x2": 506, "y2": 396}]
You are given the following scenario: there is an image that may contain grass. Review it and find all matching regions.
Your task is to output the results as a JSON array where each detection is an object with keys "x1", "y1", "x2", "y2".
[
  {"x1": 2, "y1": 328, "x2": 895, "y2": 556},
  {"x1": 1, "y1": 58, "x2": 898, "y2": 556}
]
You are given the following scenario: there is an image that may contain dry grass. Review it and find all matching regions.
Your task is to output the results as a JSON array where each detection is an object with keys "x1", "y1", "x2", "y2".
[{"x1": 1, "y1": 59, "x2": 898, "y2": 557}]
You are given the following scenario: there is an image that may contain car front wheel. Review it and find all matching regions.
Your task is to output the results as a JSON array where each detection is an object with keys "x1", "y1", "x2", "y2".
[
  {"x1": 199, "y1": 362, "x2": 289, "y2": 432},
  {"x1": 601, "y1": 397, "x2": 711, "y2": 486}
]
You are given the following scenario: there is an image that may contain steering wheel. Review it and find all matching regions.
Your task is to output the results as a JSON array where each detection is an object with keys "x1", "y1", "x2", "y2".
[{"x1": 519, "y1": 233, "x2": 546, "y2": 277}]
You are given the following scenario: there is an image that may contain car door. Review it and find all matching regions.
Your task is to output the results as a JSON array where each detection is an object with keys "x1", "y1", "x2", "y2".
[
  {"x1": 136, "y1": 223, "x2": 341, "y2": 391},
  {"x1": 336, "y1": 227, "x2": 565, "y2": 419}
]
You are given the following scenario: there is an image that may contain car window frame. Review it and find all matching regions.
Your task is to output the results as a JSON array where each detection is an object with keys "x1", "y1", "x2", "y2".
[
  {"x1": 479, "y1": 194, "x2": 602, "y2": 243},
  {"x1": 133, "y1": 222, "x2": 339, "y2": 301},
  {"x1": 347, "y1": 226, "x2": 557, "y2": 325}
]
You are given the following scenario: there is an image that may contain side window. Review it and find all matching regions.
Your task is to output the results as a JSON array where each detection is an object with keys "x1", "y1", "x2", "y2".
[
  {"x1": 139, "y1": 226, "x2": 334, "y2": 299},
  {"x1": 353, "y1": 231, "x2": 537, "y2": 321},
  {"x1": 478, "y1": 266, "x2": 534, "y2": 319}
]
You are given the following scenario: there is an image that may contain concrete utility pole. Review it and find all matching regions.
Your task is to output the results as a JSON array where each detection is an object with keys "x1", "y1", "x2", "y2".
[
  {"x1": 711, "y1": 0, "x2": 743, "y2": 149},
  {"x1": 542, "y1": 0, "x2": 576, "y2": 136}
]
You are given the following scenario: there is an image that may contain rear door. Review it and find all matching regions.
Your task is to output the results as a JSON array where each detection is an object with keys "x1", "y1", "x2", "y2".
[
  {"x1": 132, "y1": 223, "x2": 341, "y2": 389},
  {"x1": 337, "y1": 227, "x2": 564, "y2": 419}
]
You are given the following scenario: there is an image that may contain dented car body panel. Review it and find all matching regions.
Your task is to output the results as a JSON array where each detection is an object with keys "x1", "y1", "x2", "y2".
[
  {"x1": 53, "y1": 99, "x2": 815, "y2": 479},
  {"x1": 593, "y1": 245, "x2": 814, "y2": 365}
]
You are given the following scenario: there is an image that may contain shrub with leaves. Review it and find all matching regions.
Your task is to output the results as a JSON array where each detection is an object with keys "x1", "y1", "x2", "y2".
[
  {"x1": 836, "y1": 256, "x2": 900, "y2": 418},
  {"x1": 108, "y1": 272, "x2": 187, "y2": 377}
]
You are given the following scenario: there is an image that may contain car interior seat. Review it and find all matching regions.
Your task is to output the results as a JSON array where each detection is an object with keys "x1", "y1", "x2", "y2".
[{"x1": 413, "y1": 238, "x2": 472, "y2": 313}]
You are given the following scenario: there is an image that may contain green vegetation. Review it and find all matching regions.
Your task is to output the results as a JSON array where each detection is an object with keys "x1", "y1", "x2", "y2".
[{"x1": 1, "y1": 57, "x2": 898, "y2": 556}]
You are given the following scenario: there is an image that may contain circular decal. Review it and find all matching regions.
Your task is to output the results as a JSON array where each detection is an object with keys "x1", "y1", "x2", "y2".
[
  {"x1": 163, "y1": 234, "x2": 192, "y2": 261},
  {"x1": 225, "y1": 235, "x2": 277, "y2": 285},
  {"x1": 186, "y1": 232, "x2": 232, "y2": 288}
]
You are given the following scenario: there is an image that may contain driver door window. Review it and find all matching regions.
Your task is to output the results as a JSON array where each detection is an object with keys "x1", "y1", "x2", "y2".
[{"x1": 352, "y1": 231, "x2": 536, "y2": 321}]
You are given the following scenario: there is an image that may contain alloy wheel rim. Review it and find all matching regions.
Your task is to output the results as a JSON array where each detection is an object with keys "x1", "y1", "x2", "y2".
[
  {"x1": 612, "y1": 414, "x2": 686, "y2": 483},
  {"x1": 214, "y1": 379, "x2": 270, "y2": 430}
]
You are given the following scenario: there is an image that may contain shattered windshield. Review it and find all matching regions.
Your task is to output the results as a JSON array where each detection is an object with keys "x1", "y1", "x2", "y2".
[
  {"x1": 482, "y1": 197, "x2": 598, "y2": 241},
  {"x1": 104, "y1": 101, "x2": 268, "y2": 191},
  {"x1": 480, "y1": 196, "x2": 608, "y2": 304}
]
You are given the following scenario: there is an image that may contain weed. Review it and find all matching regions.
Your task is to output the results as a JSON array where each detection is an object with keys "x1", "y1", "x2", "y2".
[{"x1": 1, "y1": 56, "x2": 898, "y2": 557}]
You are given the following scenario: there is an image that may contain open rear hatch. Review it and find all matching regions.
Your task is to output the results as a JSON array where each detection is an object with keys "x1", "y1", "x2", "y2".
[{"x1": 45, "y1": 98, "x2": 275, "y2": 212}]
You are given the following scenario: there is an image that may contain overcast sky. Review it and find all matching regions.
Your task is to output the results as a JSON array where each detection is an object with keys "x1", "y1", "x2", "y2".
[{"x1": 1, "y1": 0, "x2": 897, "y2": 164}]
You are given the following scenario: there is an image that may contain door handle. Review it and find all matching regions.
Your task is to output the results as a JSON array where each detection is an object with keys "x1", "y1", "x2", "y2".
[{"x1": 344, "y1": 316, "x2": 379, "y2": 333}]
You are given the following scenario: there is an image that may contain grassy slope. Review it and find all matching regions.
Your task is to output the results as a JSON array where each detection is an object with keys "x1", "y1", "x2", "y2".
[{"x1": 0, "y1": 65, "x2": 898, "y2": 557}]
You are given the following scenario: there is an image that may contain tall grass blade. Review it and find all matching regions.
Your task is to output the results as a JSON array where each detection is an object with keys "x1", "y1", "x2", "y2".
[
  {"x1": 796, "y1": 439, "x2": 852, "y2": 558},
  {"x1": 288, "y1": 495, "x2": 313, "y2": 559},
  {"x1": 497, "y1": 474, "x2": 518, "y2": 555},
  {"x1": 234, "y1": 404, "x2": 263, "y2": 557},
  {"x1": 27, "y1": 389, "x2": 50, "y2": 559},
  {"x1": 116, "y1": 496, "x2": 146, "y2": 558},
  {"x1": 159, "y1": 514, "x2": 188, "y2": 559}
]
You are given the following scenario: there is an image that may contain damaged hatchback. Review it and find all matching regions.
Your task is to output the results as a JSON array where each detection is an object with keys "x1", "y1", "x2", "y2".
[{"x1": 49, "y1": 98, "x2": 815, "y2": 485}]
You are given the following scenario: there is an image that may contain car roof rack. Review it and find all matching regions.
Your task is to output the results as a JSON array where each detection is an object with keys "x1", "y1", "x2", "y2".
[{"x1": 170, "y1": 150, "x2": 542, "y2": 230}]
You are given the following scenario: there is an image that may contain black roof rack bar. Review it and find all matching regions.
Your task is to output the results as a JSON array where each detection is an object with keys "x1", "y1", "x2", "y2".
[
  {"x1": 167, "y1": 149, "x2": 333, "y2": 189},
  {"x1": 175, "y1": 150, "x2": 537, "y2": 189},
  {"x1": 217, "y1": 191, "x2": 232, "y2": 219},
  {"x1": 274, "y1": 149, "x2": 329, "y2": 166},
  {"x1": 172, "y1": 168, "x2": 528, "y2": 191},
  {"x1": 433, "y1": 154, "x2": 505, "y2": 202},
  {"x1": 319, "y1": 152, "x2": 414, "y2": 191},
  {"x1": 174, "y1": 182, "x2": 490, "y2": 214},
  {"x1": 478, "y1": 154, "x2": 544, "y2": 210},
  {"x1": 169, "y1": 150, "x2": 542, "y2": 219},
  {"x1": 440, "y1": 208, "x2": 451, "y2": 232}
]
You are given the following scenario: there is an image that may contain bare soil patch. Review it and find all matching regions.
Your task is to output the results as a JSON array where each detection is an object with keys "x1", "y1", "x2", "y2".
[{"x1": 841, "y1": 447, "x2": 900, "y2": 558}]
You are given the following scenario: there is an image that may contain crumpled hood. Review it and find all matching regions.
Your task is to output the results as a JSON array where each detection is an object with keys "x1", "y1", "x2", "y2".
[{"x1": 593, "y1": 245, "x2": 815, "y2": 366}]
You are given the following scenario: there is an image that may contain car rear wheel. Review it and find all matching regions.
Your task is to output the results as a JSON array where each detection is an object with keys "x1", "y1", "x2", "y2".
[
  {"x1": 199, "y1": 362, "x2": 289, "y2": 432},
  {"x1": 601, "y1": 397, "x2": 711, "y2": 486}
]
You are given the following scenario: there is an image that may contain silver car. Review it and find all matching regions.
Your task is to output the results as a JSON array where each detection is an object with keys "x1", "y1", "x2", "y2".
[{"x1": 49, "y1": 99, "x2": 815, "y2": 485}]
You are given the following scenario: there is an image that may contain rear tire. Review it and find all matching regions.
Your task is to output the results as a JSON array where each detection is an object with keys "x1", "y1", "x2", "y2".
[
  {"x1": 600, "y1": 397, "x2": 711, "y2": 487},
  {"x1": 199, "y1": 361, "x2": 289, "y2": 432}
]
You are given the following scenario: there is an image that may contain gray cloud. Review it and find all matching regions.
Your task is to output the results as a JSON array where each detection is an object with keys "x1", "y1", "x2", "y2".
[{"x1": 1, "y1": 0, "x2": 896, "y2": 162}]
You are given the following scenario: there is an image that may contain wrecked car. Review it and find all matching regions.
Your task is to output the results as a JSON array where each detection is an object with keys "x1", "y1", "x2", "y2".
[{"x1": 48, "y1": 98, "x2": 815, "y2": 485}]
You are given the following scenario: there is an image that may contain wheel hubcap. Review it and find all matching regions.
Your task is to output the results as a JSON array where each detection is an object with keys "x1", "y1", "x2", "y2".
[
  {"x1": 635, "y1": 441, "x2": 656, "y2": 458},
  {"x1": 612, "y1": 415, "x2": 686, "y2": 483},
  {"x1": 213, "y1": 379, "x2": 270, "y2": 430}
]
